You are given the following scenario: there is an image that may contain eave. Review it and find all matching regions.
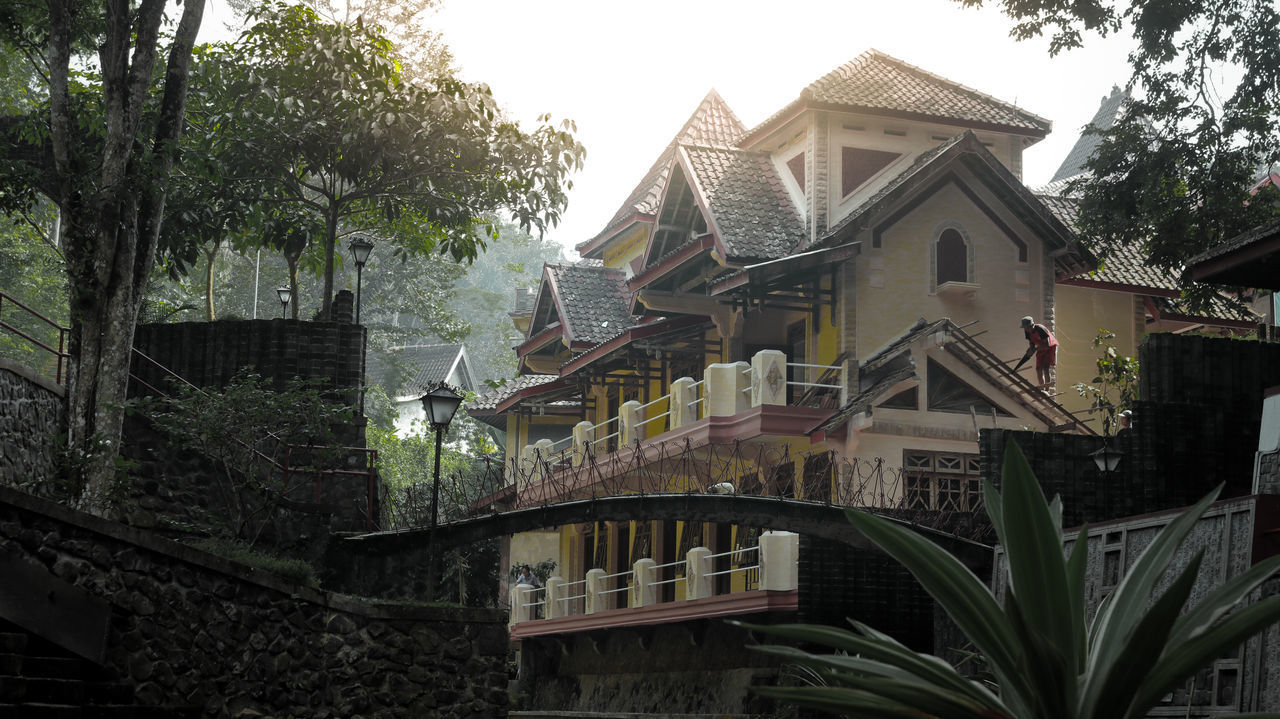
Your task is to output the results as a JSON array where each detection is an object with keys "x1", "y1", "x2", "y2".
[
  {"x1": 516, "y1": 321, "x2": 564, "y2": 359},
  {"x1": 1056, "y1": 277, "x2": 1181, "y2": 299},
  {"x1": 738, "y1": 99, "x2": 1048, "y2": 150},
  {"x1": 577, "y1": 213, "x2": 656, "y2": 259},
  {"x1": 492, "y1": 377, "x2": 578, "y2": 415},
  {"x1": 709, "y1": 242, "x2": 860, "y2": 296},
  {"x1": 559, "y1": 315, "x2": 710, "y2": 379},
  {"x1": 628, "y1": 234, "x2": 717, "y2": 295}
]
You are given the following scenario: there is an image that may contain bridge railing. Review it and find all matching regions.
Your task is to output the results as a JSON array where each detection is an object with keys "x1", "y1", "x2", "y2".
[{"x1": 510, "y1": 530, "x2": 797, "y2": 626}]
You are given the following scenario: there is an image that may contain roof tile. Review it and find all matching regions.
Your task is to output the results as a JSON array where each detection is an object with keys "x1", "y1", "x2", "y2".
[
  {"x1": 680, "y1": 145, "x2": 806, "y2": 260},
  {"x1": 546, "y1": 263, "x2": 634, "y2": 345}
]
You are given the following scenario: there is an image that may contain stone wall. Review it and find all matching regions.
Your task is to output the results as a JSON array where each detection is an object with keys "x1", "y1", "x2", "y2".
[
  {"x1": 0, "y1": 359, "x2": 62, "y2": 493},
  {"x1": 0, "y1": 484, "x2": 509, "y2": 718}
]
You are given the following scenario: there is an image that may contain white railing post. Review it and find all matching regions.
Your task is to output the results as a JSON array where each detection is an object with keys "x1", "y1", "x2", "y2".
[
  {"x1": 571, "y1": 420, "x2": 594, "y2": 466},
  {"x1": 509, "y1": 584, "x2": 533, "y2": 625},
  {"x1": 759, "y1": 531, "x2": 799, "y2": 591},
  {"x1": 704, "y1": 362, "x2": 751, "y2": 416},
  {"x1": 584, "y1": 568, "x2": 607, "y2": 614},
  {"x1": 669, "y1": 377, "x2": 697, "y2": 428},
  {"x1": 632, "y1": 558, "x2": 657, "y2": 607},
  {"x1": 519, "y1": 444, "x2": 538, "y2": 488},
  {"x1": 841, "y1": 357, "x2": 858, "y2": 405},
  {"x1": 751, "y1": 349, "x2": 787, "y2": 406},
  {"x1": 685, "y1": 546, "x2": 713, "y2": 600},
  {"x1": 545, "y1": 576, "x2": 566, "y2": 619},
  {"x1": 618, "y1": 400, "x2": 642, "y2": 446}
]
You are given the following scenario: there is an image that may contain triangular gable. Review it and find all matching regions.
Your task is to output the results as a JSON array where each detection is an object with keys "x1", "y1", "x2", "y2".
[
  {"x1": 818, "y1": 131, "x2": 1095, "y2": 280},
  {"x1": 677, "y1": 144, "x2": 807, "y2": 263},
  {"x1": 577, "y1": 90, "x2": 746, "y2": 258},
  {"x1": 818, "y1": 318, "x2": 1085, "y2": 433},
  {"x1": 524, "y1": 265, "x2": 565, "y2": 343}
]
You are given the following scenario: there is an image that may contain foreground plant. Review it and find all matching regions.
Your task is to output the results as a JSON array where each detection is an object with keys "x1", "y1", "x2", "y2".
[{"x1": 743, "y1": 441, "x2": 1280, "y2": 718}]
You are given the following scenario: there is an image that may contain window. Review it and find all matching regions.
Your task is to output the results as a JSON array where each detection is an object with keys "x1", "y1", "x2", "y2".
[
  {"x1": 936, "y1": 228, "x2": 968, "y2": 285},
  {"x1": 903, "y1": 450, "x2": 981, "y2": 512},
  {"x1": 842, "y1": 147, "x2": 900, "y2": 197},
  {"x1": 786, "y1": 152, "x2": 806, "y2": 193}
]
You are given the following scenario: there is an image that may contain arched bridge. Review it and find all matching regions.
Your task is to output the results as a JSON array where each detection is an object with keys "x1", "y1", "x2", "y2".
[{"x1": 336, "y1": 493, "x2": 993, "y2": 570}]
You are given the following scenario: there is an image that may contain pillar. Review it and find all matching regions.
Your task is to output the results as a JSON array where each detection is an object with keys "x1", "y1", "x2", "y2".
[
  {"x1": 704, "y1": 362, "x2": 750, "y2": 417},
  {"x1": 632, "y1": 558, "x2": 657, "y2": 607},
  {"x1": 669, "y1": 377, "x2": 698, "y2": 428},
  {"x1": 751, "y1": 349, "x2": 787, "y2": 406},
  {"x1": 584, "y1": 568, "x2": 607, "y2": 614},
  {"x1": 685, "y1": 546, "x2": 713, "y2": 600},
  {"x1": 759, "y1": 531, "x2": 799, "y2": 591}
]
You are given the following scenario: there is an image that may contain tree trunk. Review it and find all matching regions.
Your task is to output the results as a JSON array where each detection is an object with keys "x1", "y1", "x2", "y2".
[
  {"x1": 321, "y1": 207, "x2": 339, "y2": 319},
  {"x1": 204, "y1": 244, "x2": 217, "y2": 321},
  {"x1": 49, "y1": 0, "x2": 207, "y2": 515}
]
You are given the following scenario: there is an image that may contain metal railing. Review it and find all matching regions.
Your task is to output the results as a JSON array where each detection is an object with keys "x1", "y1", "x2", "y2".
[{"x1": 0, "y1": 290, "x2": 69, "y2": 383}]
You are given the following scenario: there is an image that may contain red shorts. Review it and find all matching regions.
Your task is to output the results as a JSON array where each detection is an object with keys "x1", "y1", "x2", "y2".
[{"x1": 1035, "y1": 345, "x2": 1057, "y2": 369}]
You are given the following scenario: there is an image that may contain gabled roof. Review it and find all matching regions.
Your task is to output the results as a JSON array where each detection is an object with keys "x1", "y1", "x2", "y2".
[
  {"x1": 368, "y1": 343, "x2": 473, "y2": 399},
  {"x1": 818, "y1": 131, "x2": 1094, "y2": 278},
  {"x1": 678, "y1": 144, "x2": 807, "y2": 262},
  {"x1": 1041, "y1": 194, "x2": 1180, "y2": 295},
  {"x1": 523, "y1": 263, "x2": 633, "y2": 355},
  {"x1": 1050, "y1": 86, "x2": 1128, "y2": 184},
  {"x1": 741, "y1": 50, "x2": 1050, "y2": 148},
  {"x1": 578, "y1": 90, "x2": 746, "y2": 257},
  {"x1": 818, "y1": 318, "x2": 1084, "y2": 434},
  {"x1": 468, "y1": 374, "x2": 561, "y2": 413}
]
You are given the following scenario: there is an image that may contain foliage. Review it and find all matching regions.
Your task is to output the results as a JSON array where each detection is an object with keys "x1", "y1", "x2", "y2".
[
  {"x1": 510, "y1": 558, "x2": 558, "y2": 586},
  {"x1": 742, "y1": 441, "x2": 1280, "y2": 719},
  {"x1": 961, "y1": 0, "x2": 1280, "y2": 310},
  {"x1": 139, "y1": 371, "x2": 353, "y2": 545},
  {"x1": 189, "y1": 2, "x2": 584, "y2": 317},
  {"x1": 0, "y1": 203, "x2": 66, "y2": 376},
  {"x1": 1072, "y1": 329, "x2": 1139, "y2": 437},
  {"x1": 191, "y1": 536, "x2": 316, "y2": 586}
]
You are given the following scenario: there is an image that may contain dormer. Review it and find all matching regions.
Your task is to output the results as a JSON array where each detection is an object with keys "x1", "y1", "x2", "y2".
[{"x1": 516, "y1": 263, "x2": 632, "y2": 375}]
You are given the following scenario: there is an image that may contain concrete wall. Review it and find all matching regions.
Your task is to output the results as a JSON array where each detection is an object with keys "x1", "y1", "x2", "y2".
[
  {"x1": 0, "y1": 359, "x2": 63, "y2": 495},
  {"x1": 0, "y1": 484, "x2": 510, "y2": 718},
  {"x1": 1054, "y1": 285, "x2": 1142, "y2": 420}
]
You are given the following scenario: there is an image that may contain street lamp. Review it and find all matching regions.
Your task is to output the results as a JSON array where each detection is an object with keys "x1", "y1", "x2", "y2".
[
  {"x1": 276, "y1": 285, "x2": 291, "y2": 319},
  {"x1": 348, "y1": 236, "x2": 374, "y2": 325},
  {"x1": 1090, "y1": 442, "x2": 1124, "y2": 472},
  {"x1": 421, "y1": 382, "x2": 464, "y2": 601}
]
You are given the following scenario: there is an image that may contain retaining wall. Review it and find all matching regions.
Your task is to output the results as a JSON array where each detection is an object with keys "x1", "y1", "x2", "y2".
[
  {"x1": 0, "y1": 484, "x2": 509, "y2": 718},
  {"x1": 0, "y1": 359, "x2": 62, "y2": 494}
]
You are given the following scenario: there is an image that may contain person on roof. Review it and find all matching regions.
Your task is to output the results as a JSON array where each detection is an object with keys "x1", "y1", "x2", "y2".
[{"x1": 1017, "y1": 316, "x2": 1058, "y2": 392}]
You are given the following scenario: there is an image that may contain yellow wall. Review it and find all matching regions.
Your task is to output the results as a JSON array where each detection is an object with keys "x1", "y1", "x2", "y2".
[
  {"x1": 855, "y1": 177, "x2": 1045, "y2": 371},
  {"x1": 1053, "y1": 284, "x2": 1141, "y2": 424}
]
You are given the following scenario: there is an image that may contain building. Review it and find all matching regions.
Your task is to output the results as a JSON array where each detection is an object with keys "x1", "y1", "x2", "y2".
[
  {"x1": 466, "y1": 51, "x2": 1261, "y2": 713},
  {"x1": 366, "y1": 342, "x2": 479, "y2": 436}
]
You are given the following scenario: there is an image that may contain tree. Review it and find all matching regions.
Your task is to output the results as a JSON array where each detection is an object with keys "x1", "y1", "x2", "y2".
[
  {"x1": 197, "y1": 3, "x2": 584, "y2": 318},
  {"x1": 0, "y1": 0, "x2": 208, "y2": 512},
  {"x1": 1072, "y1": 329, "x2": 1139, "y2": 437},
  {"x1": 960, "y1": 0, "x2": 1280, "y2": 310},
  {"x1": 742, "y1": 441, "x2": 1280, "y2": 718}
]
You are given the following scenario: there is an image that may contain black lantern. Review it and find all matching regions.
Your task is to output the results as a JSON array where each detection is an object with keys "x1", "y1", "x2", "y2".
[
  {"x1": 276, "y1": 285, "x2": 291, "y2": 319},
  {"x1": 348, "y1": 236, "x2": 374, "y2": 324},
  {"x1": 1090, "y1": 443, "x2": 1124, "y2": 472},
  {"x1": 421, "y1": 382, "x2": 464, "y2": 600}
]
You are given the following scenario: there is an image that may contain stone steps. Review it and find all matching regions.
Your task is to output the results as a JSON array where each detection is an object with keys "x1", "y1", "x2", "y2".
[{"x1": 0, "y1": 625, "x2": 197, "y2": 719}]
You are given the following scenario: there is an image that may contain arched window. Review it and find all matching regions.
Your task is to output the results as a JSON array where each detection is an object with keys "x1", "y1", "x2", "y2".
[{"x1": 935, "y1": 228, "x2": 968, "y2": 286}]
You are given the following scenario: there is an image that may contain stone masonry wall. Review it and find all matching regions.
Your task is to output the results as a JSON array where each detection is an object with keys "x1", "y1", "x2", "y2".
[
  {"x1": 0, "y1": 485, "x2": 508, "y2": 718},
  {"x1": 0, "y1": 359, "x2": 62, "y2": 493}
]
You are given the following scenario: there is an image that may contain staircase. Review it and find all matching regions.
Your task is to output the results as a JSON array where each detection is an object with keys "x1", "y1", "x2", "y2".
[{"x1": 0, "y1": 620, "x2": 199, "y2": 719}]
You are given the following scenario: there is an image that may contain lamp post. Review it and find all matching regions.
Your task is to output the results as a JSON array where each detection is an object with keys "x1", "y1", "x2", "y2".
[
  {"x1": 348, "y1": 236, "x2": 374, "y2": 325},
  {"x1": 276, "y1": 285, "x2": 291, "y2": 319},
  {"x1": 421, "y1": 382, "x2": 463, "y2": 601}
]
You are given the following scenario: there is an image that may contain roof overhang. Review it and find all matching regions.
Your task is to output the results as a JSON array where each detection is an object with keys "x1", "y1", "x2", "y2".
[
  {"x1": 709, "y1": 242, "x2": 860, "y2": 296},
  {"x1": 559, "y1": 315, "x2": 710, "y2": 379},
  {"x1": 628, "y1": 234, "x2": 717, "y2": 295},
  {"x1": 1188, "y1": 223, "x2": 1280, "y2": 291},
  {"x1": 516, "y1": 321, "x2": 563, "y2": 359},
  {"x1": 492, "y1": 377, "x2": 579, "y2": 415},
  {"x1": 738, "y1": 99, "x2": 1049, "y2": 150},
  {"x1": 1056, "y1": 277, "x2": 1180, "y2": 298},
  {"x1": 1142, "y1": 296, "x2": 1258, "y2": 332},
  {"x1": 577, "y1": 213, "x2": 656, "y2": 259}
]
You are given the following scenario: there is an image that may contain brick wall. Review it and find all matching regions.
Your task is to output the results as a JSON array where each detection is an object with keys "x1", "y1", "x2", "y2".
[{"x1": 0, "y1": 359, "x2": 63, "y2": 494}]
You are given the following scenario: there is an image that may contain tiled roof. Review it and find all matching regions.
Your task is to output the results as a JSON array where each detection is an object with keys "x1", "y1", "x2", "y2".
[
  {"x1": 1050, "y1": 86, "x2": 1128, "y2": 183},
  {"x1": 680, "y1": 144, "x2": 806, "y2": 260},
  {"x1": 1152, "y1": 294, "x2": 1258, "y2": 324},
  {"x1": 545, "y1": 263, "x2": 633, "y2": 345},
  {"x1": 468, "y1": 374, "x2": 559, "y2": 412},
  {"x1": 368, "y1": 343, "x2": 468, "y2": 398},
  {"x1": 1188, "y1": 216, "x2": 1280, "y2": 267},
  {"x1": 745, "y1": 50, "x2": 1050, "y2": 144},
  {"x1": 579, "y1": 90, "x2": 746, "y2": 254},
  {"x1": 1042, "y1": 194, "x2": 1181, "y2": 293}
]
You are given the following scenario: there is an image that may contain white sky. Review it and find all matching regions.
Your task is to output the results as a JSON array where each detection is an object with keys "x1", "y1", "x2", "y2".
[{"x1": 201, "y1": 0, "x2": 1135, "y2": 258}]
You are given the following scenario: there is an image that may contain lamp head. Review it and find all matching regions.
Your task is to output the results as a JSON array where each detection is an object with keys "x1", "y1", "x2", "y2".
[
  {"x1": 276, "y1": 285, "x2": 291, "y2": 306},
  {"x1": 348, "y1": 236, "x2": 375, "y2": 268},
  {"x1": 420, "y1": 383, "x2": 464, "y2": 429}
]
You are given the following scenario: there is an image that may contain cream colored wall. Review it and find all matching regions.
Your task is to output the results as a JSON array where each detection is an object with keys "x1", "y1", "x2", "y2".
[
  {"x1": 510, "y1": 530, "x2": 562, "y2": 577},
  {"x1": 854, "y1": 177, "x2": 1044, "y2": 370},
  {"x1": 1054, "y1": 284, "x2": 1142, "y2": 423}
]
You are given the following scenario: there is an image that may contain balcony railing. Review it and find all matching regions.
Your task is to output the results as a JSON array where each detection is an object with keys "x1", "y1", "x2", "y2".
[
  {"x1": 512, "y1": 349, "x2": 852, "y2": 491},
  {"x1": 509, "y1": 531, "x2": 798, "y2": 626}
]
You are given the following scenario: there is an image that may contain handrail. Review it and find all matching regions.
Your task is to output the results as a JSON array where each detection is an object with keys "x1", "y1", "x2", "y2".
[{"x1": 0, "y1": 290, "x2": 70, "y2": 383}]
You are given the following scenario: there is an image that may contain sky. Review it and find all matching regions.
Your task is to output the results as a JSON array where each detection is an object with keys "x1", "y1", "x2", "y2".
[{"x1": 200, "y1": 0, "x2": 1136, "y2": 259}]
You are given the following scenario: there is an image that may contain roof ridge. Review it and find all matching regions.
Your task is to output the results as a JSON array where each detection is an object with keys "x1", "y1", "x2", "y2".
[{"x1": 836, "y1": 49, "x2": 1051, "y2": 128}]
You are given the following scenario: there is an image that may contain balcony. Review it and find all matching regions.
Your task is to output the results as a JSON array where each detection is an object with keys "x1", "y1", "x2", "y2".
[
  {"x1": 509, "y1": 531, "x2": 799, "y2": 638},
  {"x1": 512, "y1": 349, "x2": 853, "y2": 504}
]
